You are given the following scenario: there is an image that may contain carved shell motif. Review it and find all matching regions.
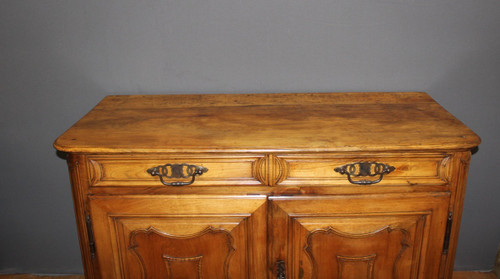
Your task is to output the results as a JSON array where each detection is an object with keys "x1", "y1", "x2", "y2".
[{"x1": 252, "y1": 154, "x2": 288, "y2": 186}]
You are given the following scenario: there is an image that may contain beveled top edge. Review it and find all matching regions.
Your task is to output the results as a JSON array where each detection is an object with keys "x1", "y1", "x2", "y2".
[
  {"x1": 53, "y1": 145, "x2": 480, "y2": 155},
  {"x1": 94, "y1": 92, "x2": 434, "y2": 110}
]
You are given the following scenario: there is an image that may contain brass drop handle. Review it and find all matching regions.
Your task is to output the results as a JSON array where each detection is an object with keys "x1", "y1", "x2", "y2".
[
  {"x1": 334, "y1": 162, "x2": 395, "y2": 185},
  {"x1": 147, "y1": 163, "x2": 208, "y2": 186}
]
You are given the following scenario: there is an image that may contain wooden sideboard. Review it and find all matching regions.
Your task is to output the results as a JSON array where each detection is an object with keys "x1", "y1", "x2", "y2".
[{"x1": 54, "y1": 92, "x2": 480, "y2": 279}]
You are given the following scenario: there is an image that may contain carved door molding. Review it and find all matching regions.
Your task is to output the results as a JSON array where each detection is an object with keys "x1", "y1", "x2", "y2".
[
  {"x1": 89, "y1": 196, "x2": 267, "y2": 279},
  {"x1": 269, "y1": 193, "x2": 450, "y2": 279}
]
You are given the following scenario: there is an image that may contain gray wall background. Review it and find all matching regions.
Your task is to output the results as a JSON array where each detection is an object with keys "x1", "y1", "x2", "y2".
[{"x1": 1, "y1": 0, "x2": 499, "y2": 274}]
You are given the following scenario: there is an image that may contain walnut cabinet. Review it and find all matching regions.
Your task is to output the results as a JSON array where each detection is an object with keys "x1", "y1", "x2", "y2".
[{"x1": 54, "y1": 92, "x2": 480, "y2": 279}]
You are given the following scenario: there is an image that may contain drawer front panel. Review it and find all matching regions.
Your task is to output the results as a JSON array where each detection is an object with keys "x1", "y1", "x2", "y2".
[
  {"x1": 279, "y1": 154, "x2": 451, "y2": 187},
  {"x1": 87, "y1": 153, "x2": 451, "y2": 188},
  {"x1": 87, "y1": 155, "x2": 262, "y2": 187}
]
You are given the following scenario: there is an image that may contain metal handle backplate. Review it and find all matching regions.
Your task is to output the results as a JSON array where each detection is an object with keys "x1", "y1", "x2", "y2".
[
  {"x1": 147, "y1": 163, "x2": 208, "y2": 186},
  {"x1": 334, "y1": 162, "x2": 395, "y2": 185},
  {"x1": 276, "y1": 260, "x2": 285, "y2": 279}
]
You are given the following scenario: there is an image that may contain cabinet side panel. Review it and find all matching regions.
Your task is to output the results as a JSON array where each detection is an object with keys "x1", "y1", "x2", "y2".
[
  {"x1": 442, "y1": 151, "x2": 472, "y2": 279},
  {"x1": 67, "y1": 154, "x2": 98, "y2": 278}
]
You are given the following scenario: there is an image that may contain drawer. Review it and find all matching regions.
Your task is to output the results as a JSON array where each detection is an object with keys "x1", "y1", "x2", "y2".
[
  {"x1": 278, "y1": 153, "x2": 451, "y2": 187},
  {"x1": 87, "y1": 154, "x2": 263, "y2": 187},
  {"x1": 86, "y1": 153, "x2": 451, "y2": 189}
]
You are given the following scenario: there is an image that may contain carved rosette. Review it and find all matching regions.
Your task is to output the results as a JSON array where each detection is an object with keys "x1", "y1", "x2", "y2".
[{"x1": 253, "y1": 154, "x2": 288, "y2": 186}]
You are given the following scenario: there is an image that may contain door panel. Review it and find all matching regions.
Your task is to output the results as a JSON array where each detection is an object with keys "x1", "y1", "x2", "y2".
[
  {"x1": 89, "y1": 195, "x2": 267, "y2": 279},
  {"x1": 269, "y1": 193, "x2": 450, "y2": 279},
  {"x1": 129, "y1": 225, "x2": 234, "y2": 279}
]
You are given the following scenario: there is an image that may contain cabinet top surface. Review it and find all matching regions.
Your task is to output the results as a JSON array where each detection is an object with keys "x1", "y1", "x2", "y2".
[{"x1": 54, "y1": 92, "x2": 480, "y2": 153}]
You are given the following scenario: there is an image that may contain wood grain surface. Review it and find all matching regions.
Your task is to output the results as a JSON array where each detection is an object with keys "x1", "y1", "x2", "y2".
[{"x1": 54, "y1": 92, "x2": 480, "y2": 153}]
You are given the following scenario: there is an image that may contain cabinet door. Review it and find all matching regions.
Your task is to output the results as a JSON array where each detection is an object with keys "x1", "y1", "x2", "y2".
[
  {"x1": 89, "y1": 195, "x2": 267, "y2": 279},
  {"x1": 269, "y1": 193, "x2": 450, "y2": 279}
]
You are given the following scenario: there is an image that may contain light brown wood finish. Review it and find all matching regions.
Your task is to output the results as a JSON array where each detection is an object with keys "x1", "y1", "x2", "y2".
[
  {"x1": 54, "y1": 92, "x2": 479, "y2": 153},
  {"x1": 89, "y1": 195, "x2": 267, "y2": 278},
  {"x1": 269, "y1": 193, "x2": 450, "y2": 278},
  {"x1": 54, "y1": 92, "x2": 480, "y2": 278}
]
